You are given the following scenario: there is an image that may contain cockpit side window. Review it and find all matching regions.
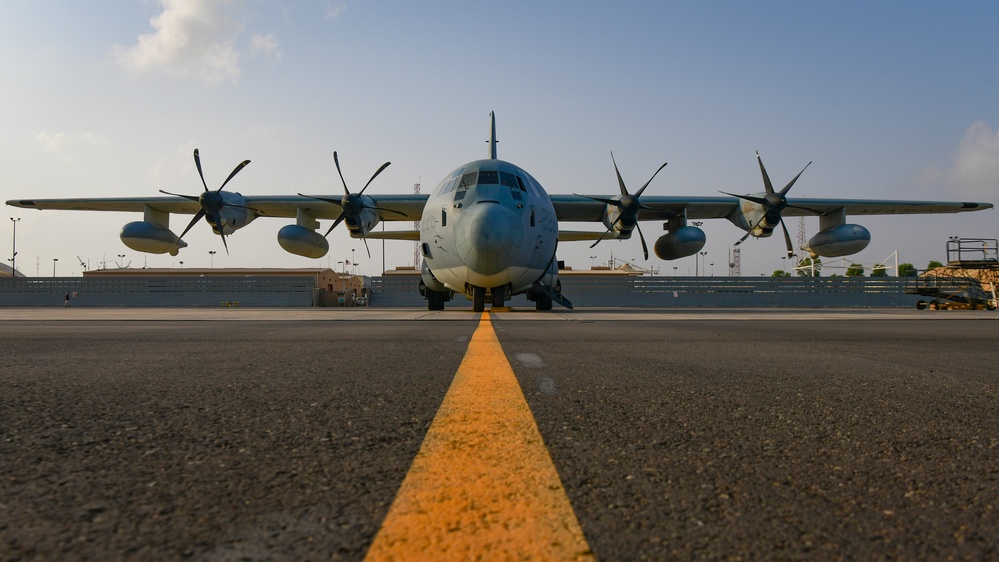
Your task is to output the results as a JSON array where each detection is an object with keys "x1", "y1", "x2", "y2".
[
  {"x1": 478, "y1": 170, "x2": 499, "y2": 185},
  {"x1": 459, "y1": 172, "x2": 477, "y2": 189},
  {"x1": 515, "y1": 176, "x2": 528, "y2": 192}
]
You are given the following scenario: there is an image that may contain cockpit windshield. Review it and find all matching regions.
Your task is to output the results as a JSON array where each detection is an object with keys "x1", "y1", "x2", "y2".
[{"x1": 478, "y1": 171, "x2": 499, "y2": 185}]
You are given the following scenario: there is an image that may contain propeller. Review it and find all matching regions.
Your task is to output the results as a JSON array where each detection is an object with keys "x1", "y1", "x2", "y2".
[
  {"x1": 159, "y1": 148, "x2": 250, "y2": 254},
  {"x1": 721, "y1": 152, "x2": 821, "y2": 258},
  {"x1": 573, "y1": 152, "x2": 673, "y2": 260},
  {"x1": 297, "y1": 151, "x2": 402, "y2": 259}
]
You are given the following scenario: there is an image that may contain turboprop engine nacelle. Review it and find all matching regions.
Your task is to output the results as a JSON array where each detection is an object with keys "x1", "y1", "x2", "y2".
[
  {"x1": 120, "y1": 221, "x2": 187, "y2": 256},
  {"x1": 804, "y1": 224, "x2": 870, "y2": 258},
  {"x1": 654, "y1": 226, "x2": 706, "y2": 260},
  {"x1": 277, "y1": 225, "x2": 329, "y2": 258}
]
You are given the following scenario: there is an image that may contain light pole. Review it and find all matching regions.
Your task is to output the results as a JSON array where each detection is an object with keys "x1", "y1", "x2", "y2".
[
  {"x1": 352, "y1": 249, "x2": 356, "y2": 275},
  {"x1": 673, "y1": 266, "x2": 678, "y2": 276},
  {"x1": 699, "y1": 251, "x2": 708, "y2": 277},
  {"x1": 338, "y1": 261, "x2": 343, "y2": 273},
  {"x1": 117, "y1": 254, "x2": 125, "y2": 269},
  {"x1": 10, "y1": 217, "x2": 20, "y2": 276},
  {"x1": 590, "y1": 255, "x2": 597, "y2": 268},
  {"x1": 52, "y1": 258, "x2": 58, "y2": 277},
  {"x1": 710, "y1": 262, "x2": 714, "y2": 276},
  {"x1": 179, "y1": 261, "x2": 184, "y2": 269},
  {"x1": 209, "y1": 250, "x2": 216, "y2": 269}
]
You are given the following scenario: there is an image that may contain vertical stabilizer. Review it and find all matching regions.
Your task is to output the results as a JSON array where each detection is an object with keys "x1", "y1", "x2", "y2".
[{"x1": 487, "y1": 111, "x2": 498, "y2": 159}]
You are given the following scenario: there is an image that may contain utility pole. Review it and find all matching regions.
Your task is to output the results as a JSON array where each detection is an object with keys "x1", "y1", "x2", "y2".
[{"x1": 9, "y1": 217, "x2": 20, "y2": 277}]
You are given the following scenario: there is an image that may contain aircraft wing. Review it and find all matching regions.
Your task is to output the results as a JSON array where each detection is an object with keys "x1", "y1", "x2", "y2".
[
  {"x1": 6, "y1": 194, "x2": 430, "y2": 221},
  {"x1": 549, "y1": 195, "x2": 992, "y2": 221}
]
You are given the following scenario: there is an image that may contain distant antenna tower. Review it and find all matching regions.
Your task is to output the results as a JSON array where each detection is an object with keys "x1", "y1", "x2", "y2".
[
  {"x1": 797, "y1": 216, "x2": 806, "y2": 258},
  {"x1": 413, "y1": 181, "x2": 421, "y2": 268},
  {"x1": 730, "y1": 246, "x2": 741, "y2": 277}
]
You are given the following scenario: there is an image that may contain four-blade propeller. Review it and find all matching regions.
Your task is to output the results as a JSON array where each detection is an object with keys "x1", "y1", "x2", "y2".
[
  {"x1": 298, "y1": 151, "x2": 403, "y2": 258},
  {"x1": 159, "y1": 148, "x2": 250, "y2": 254},
  {"x1": 721, "y1": 152, "x2": 820, "y2": 258},
  {"x1": 574, "y1": 152, "x2": 673, "y2": 260}
]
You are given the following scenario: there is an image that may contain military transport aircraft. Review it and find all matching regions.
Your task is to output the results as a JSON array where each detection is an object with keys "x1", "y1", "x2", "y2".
[{"x1": 7, "y1": 112, "x2": 992, "y2": 312}]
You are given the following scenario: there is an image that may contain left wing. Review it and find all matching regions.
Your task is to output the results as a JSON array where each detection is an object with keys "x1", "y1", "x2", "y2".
[{"x1": 7, "y1": 194, "x2": 429, "y2": 221}]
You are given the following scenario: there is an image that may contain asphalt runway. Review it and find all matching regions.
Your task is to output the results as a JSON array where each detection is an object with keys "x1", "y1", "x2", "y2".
[{"x1": 1, "y1": 309, "x2": 997, "y2": 560}]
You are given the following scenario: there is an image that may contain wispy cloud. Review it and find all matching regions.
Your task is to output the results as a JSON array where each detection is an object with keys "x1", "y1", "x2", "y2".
[
  {"x1": 250, "y1": 33, "x2": 282, "y2": 61},
  {"x1": 111, "y1": 0, "x2": 281, "y2": 85},
  {"x1": 34, "y1": 132, "x2": 111, "y2": 161},
  {"x1": 946, "y1": 121, "x2": 999, "y2": 200},
  {"x1": 326, "y1": 2, "x2": 347, "y2": 20},
  {"x1": 150, "y1": 140, "x2": 199, "y2": 184}
]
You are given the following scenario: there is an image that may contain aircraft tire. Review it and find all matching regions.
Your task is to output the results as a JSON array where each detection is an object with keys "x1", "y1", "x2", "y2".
[
  {"x1": 473, "y1": 286, "x2": 486, "y2": 313},
  {"x1": 491, "y1": 286, "x2": 506, "y2": 307},
  {"x1": 535, "y1": 293, "x2": 553, "y2": 311},
  {"x1": 427, "y1": 290, "x2": 446, "y2": 311}
]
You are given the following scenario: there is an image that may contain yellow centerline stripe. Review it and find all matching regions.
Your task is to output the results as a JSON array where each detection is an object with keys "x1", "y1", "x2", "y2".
[{"x1": 365, "y1": 312, "x2": 595, "y2": 561}]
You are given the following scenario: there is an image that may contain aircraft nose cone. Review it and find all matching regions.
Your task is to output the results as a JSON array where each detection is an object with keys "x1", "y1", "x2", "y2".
[{"x1": 455, "y1": 202, "x2": 523, "y2": 276}]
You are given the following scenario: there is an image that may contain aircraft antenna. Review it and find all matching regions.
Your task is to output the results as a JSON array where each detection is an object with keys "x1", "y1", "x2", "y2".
[
  {"x1": 413, "y1": 181, "x2": 421, "y2": 268},
  {"x1": 487, "y1": 111, "x2": 498, "y2": 159}
]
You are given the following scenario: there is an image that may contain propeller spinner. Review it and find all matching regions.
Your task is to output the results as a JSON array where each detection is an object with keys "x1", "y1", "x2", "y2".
[{"x1": 159, "y1": 148, "x2": 250, "y2": 254}]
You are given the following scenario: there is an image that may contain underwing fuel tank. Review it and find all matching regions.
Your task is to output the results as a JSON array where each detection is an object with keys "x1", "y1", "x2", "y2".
[
  {"x1": 120, "y1": 221, "x2": 187, "y2": 256},
  {"x1": 653, "y1": 226, "x2": 706, "y2": 260},
  {"x1": 804, "y1": 224, "x2": 870, "y2": 257},
  {"x1": 277, "y1": 225, "x2": 329, "y2": 258}
]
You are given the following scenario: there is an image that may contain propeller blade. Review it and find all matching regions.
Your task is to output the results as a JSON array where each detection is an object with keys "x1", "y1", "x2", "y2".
[
  {"x1": 637, "y1": 223, "x2": 649, "y2": 261},
  {"x1": 734, "y1": 214, "x2": 767, "y2": 246},
  {"x1": 333, "y1": 151, "x2": 349, "y2": 195},
  {"x1": 218, "y1": 228, "x2": 229, "y2": 254},
  {"x1": 589, "y1": 216, "x2": 623, "y2": 248},
  {"x1": 756, "y1": 151, "x2": 775, "y2": 194},
  {"x1": 373, "y1": 206, "x2": 406, "y2": 217},
  {"x1": 573, "y1": 193, "x2": 620, "y2": 206},
  {"x1": 720, "y1": 191, "x2": 768, "y2": 206},
  {"x1": 361, "y1": 236, "x2": 371, "y2": 259},
  {"x1": 218, "y1": 160, "x2": 251, "y2": 192},
  {"x1": 786, "y1": 203, "x2": 825, "y2": 214},
  {"x1": 610, "y1": 152, "x2": 628, "y2": 196},
  {"x1": 358, "y1": 162, "x2": 391, "y2": 195},
  {"x1": 780, "y1": 218, "x2": 794, "y2": 258},
  {"x1": 193, "y1": 149, "x2": 209, "y2": 192},
  {"x1": 324, "y1": 211, "x2": 347, "y2": 238},
  {"x1": 159, "y1": 189, "x2": 200, "y2": 203},
  {"x1": 779, "y1": 161, "x2": 812, "y2": 196},
  {"x1": 178, "y1": 209, "x2": 206, "y2": 240},
  {"x1": 298, "y1": 193, "x2": 344, "y2": 207},
  {"x1": 634, "y1": 162, "x2": 668, "y2": 198}
]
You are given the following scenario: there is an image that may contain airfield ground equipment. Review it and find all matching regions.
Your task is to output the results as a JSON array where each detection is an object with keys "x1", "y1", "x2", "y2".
[{"x1": 905, "y1": 237, "x2": 998, "y2": 310}]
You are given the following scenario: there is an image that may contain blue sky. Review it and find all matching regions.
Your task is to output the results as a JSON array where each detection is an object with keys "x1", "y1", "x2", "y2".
[{"x1": 2, "y1": 1, "x2": 997, "y2": 276}]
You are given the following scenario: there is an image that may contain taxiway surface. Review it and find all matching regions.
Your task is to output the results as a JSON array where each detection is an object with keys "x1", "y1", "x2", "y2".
[{"x1": 1, "y1": 308, "x2": 996, "y2": 560}]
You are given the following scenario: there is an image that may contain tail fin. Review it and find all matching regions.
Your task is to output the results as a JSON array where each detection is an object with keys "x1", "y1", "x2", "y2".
[{"x1": 487, "y1": 111, "x2": 498, "y2": 159}]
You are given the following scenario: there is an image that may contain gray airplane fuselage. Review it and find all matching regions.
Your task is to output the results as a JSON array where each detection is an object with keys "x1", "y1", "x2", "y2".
[{"x1": 420, "y1": 159, "x2": 558, "y2": 299}]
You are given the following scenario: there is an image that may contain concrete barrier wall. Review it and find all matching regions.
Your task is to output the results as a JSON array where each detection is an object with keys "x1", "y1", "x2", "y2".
[
  {"x1": 2, "y1": 275, "x2": 923, "y2": 308},
  {"x1": 0, "y1": 277, "x2": 316, "y2": 307},
  {"x1": 369, "y1": 276, "x2": 924, "y2": 308}
]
